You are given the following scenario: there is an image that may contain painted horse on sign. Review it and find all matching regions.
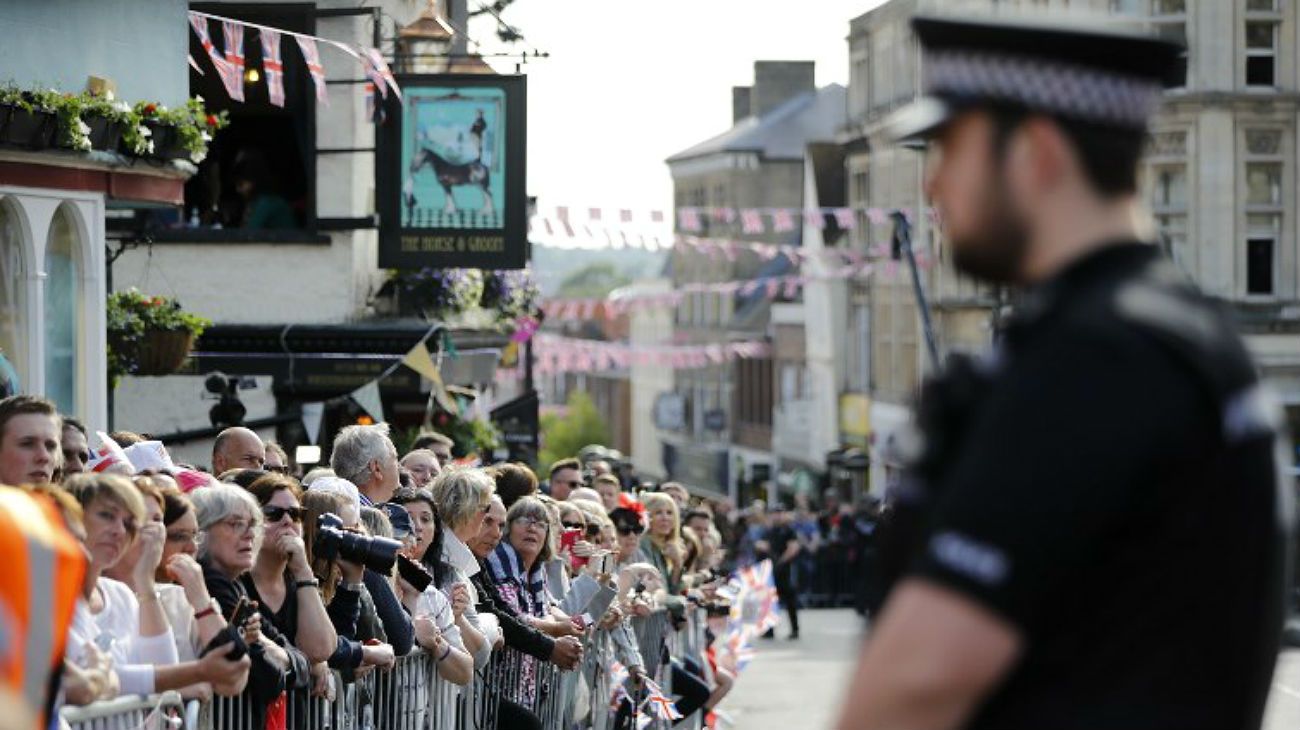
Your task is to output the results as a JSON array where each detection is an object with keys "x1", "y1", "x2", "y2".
[{"x1": 404, "y1": 122, "x2": 495, "y2": 217}]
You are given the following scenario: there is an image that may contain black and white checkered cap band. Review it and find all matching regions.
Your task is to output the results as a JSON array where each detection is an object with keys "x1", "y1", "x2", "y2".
[{"x1": 926, "y1": 50, "x2": 1163, "y2": 128}]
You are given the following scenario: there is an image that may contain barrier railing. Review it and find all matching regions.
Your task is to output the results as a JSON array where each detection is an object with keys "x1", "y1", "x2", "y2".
[
  {"x1": 61, "y1": 690, "x2": 185, "y2": 730},
  {"x1": 62, "y1": 608, "x2": 715, "y2": 730}
]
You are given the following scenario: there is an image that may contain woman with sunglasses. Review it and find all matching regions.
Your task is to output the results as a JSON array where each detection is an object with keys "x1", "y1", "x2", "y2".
[{"x1": 243, "y1": 473, "x2": 339, "y2": 666}]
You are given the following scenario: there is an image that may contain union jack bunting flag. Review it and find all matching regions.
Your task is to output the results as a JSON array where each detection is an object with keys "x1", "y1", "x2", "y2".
[
  {"x1": 221, "y1": 21, "x2": 246, "y2": 102},
  {"x1": 363, "y1": 47, "x2": 402, "y2": 101},
  {"x1": 772, "y1": 207, "x2": 796, "y2": 232},
  {"x1": 740, "y1": 208, "x2": 765, "y2": 234},
  {"x1": 260, "y1": 29, "x2": 285, "y2": 107},
  {"x1": 188, "y1": 14, "x2": 239, "y2": 101},
  {"x1": 296, "y1": 36, "x2": 329, "y2": 105},
  {"x1": 641, "y1": 679, "x2": 684, "y2": 721}
]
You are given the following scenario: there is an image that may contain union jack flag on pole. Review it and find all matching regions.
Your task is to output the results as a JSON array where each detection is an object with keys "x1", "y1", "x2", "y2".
[
  {"x1": 260, "y1": 29, "x2": 285, "y2": 107},
  {"x1": 296, "y1": 36, "x2": 329, "y2": 105},
  {"x1": 221, "y1": 21, "x2": 246, "y2": 102}
]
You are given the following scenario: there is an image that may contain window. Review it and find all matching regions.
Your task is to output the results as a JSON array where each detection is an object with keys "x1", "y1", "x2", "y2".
[
  {"x1": 44, "y1": 207, "x2": 80, "y2": 413},
  {"x1": 182, "y1": 5, "x2": 317, "y2": 233},
  {"x1": 1243, "y1": 130, "x2": 1284, "y2": 297},
  {"x1": 1246, "y1": 163, "x2": 1282, "y2": 206},
  {"x1": 1247, "y1": 234, "x2": 1276, "y2": 295},
  {"x1": 0, "y1": 202, "x2": 26, "y2": 394},
  {"x1": 1247, "y1": 0, "x2": 1278, "y2": 10},
  {"x1": 1246, "y1": 22, "x2": 1277, "y2": 87}
]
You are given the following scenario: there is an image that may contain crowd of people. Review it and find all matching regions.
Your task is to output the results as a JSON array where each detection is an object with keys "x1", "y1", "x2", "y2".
[{"x1": 2, "y1": 393, "x2": 846, "y2": 730}]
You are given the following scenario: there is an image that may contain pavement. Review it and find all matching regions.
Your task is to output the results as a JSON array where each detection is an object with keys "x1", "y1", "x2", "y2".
[{"x1": 717, "y1": 608, "x2": 1300, "y2": 730}]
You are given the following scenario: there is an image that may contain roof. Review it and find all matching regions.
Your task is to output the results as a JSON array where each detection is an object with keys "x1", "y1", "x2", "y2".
[{"x1": 666, "y1": 84, "x2": 847, "y2": 164}]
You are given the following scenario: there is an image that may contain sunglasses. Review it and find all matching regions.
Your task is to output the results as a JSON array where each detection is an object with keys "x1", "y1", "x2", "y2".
[
  {"x1": 561, "y1": 521, "x2": 586, "y2": 530},
  {"x1": 616, "y1": 525, "x2": 644, "y2": 536},
  {"x1": 265, "y1": 465, "x2": 291, "y2": 475},
  {"x1": 263, "y1": 505, "x2": 304, "y2": 523}
]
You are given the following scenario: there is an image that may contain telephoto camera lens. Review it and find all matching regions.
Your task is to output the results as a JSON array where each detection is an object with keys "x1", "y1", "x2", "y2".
[{"x1": 313, "y1": 512, "x2": 401, "y2": 575}]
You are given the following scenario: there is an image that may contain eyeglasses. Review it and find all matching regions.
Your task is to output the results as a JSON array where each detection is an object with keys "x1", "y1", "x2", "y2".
[
  {"x1": 263, "y1": 505, "x2": 304, "y2": 523},
  {"x1": 561, "y1": 521, "x2": 586, "y2": 530},
  {"x1": 265, "y1": 465, "x2": 290, "y2": 475},
  {"x1": 561, "y1": 480, "x2": 583, "y2": 488},
  {"x1": 166, "y1": 530, "x2": 198, "y2": 545},
  {"x1": 515, "y1": 516, "x2": 548, "y2": 532},
  {"x1": 216, "y1": 517, "x2": 256, "y2": 535}
]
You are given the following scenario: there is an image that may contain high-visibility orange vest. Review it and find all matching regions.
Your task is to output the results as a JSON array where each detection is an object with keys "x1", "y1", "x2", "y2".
[{"x1": 0, "y1": 486, "x2": 87, "y2": 727}]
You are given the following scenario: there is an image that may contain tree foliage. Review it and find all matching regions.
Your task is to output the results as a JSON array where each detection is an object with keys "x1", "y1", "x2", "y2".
[
  {"x1": 556, "y1": 262, "x2": 633, "y2": 299},
  {"x1": 539, "y1": 391, "x2": 609, "y2": 472}
]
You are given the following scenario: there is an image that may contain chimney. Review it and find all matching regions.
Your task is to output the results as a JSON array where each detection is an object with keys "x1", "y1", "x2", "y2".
[
  {"x1": 752, "y1": 61, "x2": 815, "y2": 118},
  {"x1": 732, "y1": 86, "x2": 752, "y2": 123}
]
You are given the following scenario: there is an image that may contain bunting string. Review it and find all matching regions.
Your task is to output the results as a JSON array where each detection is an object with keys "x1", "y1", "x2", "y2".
[
  {"x1": 531, "y1": 335, "x2": 771, "y2": 376},
  {"x1": 187, "y1": 10, "x2": 400, "y2": 106}
]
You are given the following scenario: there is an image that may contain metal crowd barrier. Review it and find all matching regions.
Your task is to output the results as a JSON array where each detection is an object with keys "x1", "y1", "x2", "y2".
[
  {"x1": 62, "y1": 608, "x2": 717, "y2": 730},
  {"x1": 60, "y1": 690, "x2": 185, "y2": 730}
]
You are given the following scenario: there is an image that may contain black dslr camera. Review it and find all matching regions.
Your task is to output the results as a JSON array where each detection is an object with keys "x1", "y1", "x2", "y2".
[{"x1": 314, "y1": 512, "x2": 401, "y2": 574}]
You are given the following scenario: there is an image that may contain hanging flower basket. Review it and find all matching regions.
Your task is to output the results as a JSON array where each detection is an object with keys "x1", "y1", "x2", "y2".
[
  {"x1": 107, "y1": 290, "x2": 210, "y2": 388},
  {"x1": 480, "y1": 269, "x2": 541, "y2": 324},
  {"x1": 393, "y1": 268, "x2": 485, "y2": 321}
]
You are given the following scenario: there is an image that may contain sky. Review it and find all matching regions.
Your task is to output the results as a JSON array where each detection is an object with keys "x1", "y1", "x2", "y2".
[{"x1": 467, "y1": 0, "x2": 889, "y2": 219}]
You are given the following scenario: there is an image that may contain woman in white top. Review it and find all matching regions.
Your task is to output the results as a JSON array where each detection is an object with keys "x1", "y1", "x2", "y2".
[{"x1": 62, "y1": 473, "x2": 250, "y2": 700}]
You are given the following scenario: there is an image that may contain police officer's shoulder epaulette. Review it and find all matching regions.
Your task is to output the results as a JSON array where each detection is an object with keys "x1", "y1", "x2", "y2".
[{"x1": 1108, "y1": 258, "x2": 1276, "y2": 444}]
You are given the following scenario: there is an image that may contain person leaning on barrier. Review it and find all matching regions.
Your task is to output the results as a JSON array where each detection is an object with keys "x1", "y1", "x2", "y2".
[
  {"x1": 192, "y1": 483, "x2": 302, "y2": 728},
  {"x1": 466, "y1": 495, "x2": 584, "y2": 670},
  {"x1": 389, "y1": 492, "x2": 474, "y2": 685},
  {"x1": 241, "y1": 474, "x2": 341, "y2": 665},
  {"x1": 102, "y1": 477, "x2": 238, "y2": 702},
  {"x1": 309, "y1": 476, "x2": 417, "y2": 658},
  {"x1": 836, "y1": 14, "x2": 1293, "y2": 730},
  {"x1": 419, "y1": 470, "x2": 499, "y2": 667},
  {"x1": 62, "y1": 474, "x2": 251, "y2": 701}
]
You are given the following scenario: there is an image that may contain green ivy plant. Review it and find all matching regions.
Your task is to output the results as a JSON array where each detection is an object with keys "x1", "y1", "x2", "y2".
[{"x1": 106, "y1": 289, "x2": 211, "y2": 388}]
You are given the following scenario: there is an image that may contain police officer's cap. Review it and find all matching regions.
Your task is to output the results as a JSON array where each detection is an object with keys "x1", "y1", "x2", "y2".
[{"x1": 888, "y1": 14, "x2": 1185, "y2": 143}]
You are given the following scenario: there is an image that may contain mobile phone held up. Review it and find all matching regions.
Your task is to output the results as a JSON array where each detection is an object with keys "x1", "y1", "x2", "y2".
[
  {"x1": 560, "y1": 528, "x2": 582, "y2": 552},
  {"x1": 397, "y1": 553, "x2": 434, "y2": 593},
  {"x1": 200, "y1": 596, "x2": 252, "y2": 661}
]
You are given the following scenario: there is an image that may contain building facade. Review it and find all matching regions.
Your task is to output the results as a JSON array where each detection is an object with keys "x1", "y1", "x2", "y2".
[
  {"x1": 1, "y1": 0, "x2": 193, "y2": 431},
  {"x1": 837, "y1": 0, "x2": 1300, "y2": 492},
  {"x1": 664, "y1": 62, "x2": 845, "y2": 502}
]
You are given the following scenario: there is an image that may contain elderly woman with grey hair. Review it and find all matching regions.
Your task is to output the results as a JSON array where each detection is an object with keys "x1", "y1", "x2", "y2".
[
  {"x1": 194, "y1": 484, "x2": 310, "y2": 728},
  {"x1": 422, "y1": 468, "x2": 499, "y2": 669}
]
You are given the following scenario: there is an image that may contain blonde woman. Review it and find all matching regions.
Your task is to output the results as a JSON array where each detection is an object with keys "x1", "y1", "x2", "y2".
[{"x1": 639, "y1": 492, "x2": 686, "y2": 595}]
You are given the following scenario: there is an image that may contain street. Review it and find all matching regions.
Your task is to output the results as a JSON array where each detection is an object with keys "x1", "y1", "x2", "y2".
[{"x1": 721, "y1": 609, "x2": 1300, "y2": 730}]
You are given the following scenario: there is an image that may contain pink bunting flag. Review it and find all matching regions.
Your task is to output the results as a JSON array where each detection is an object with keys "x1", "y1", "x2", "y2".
[
  {"x1": 773, "y1": 208, "x2": 796, "y2": 232},
  {"x1": 296, "y1": 36, "x2": 329, "y2": 104},
  {"x1": 783, "y1": 276, "x2": 801, "y2": 298},
  {"x1": 678, "y1": 208, "x2": 702, "y2": 232},
  {"x1": 650, "y1": 210, "x2": 665, "y2": 223},
  {"x1": 588, "y1": 207, "x2": 602, "y2": 222},
  {"x1": 867, "y1": 208, "x2": 888, "y2": 226},
  {"x1": 364, "y1": 47, "x2": 402, "y2": 100},
  {"x1": 260, "y1": 29, "x2": 285, "y2": 107},
  {"x1": 740, "y1": 209, "x2": 765, "y2": 234},
  {"x1": 221, "y1": 21, "x2": 246, "y2": 102},
  {"x1": 556, "y1": 206, "x2": 570, "y2": 222},
  {"x1": 620, "y1": 209, "x2": 633, "y2": 223},
  {"x1": 765, "y1": 279, "x2": 781, "y2": 298},
  {"x1": 834, "y1": 208, "x2": 856, "y2": 229},
  {"x1": 806, "y1": 209, "x2": 826, "y2": 230}
]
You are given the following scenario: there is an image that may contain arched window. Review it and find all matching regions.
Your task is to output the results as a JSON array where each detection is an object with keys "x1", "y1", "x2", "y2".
[
  {"x1": 0, "y1": 200, "x2": 26, "y2": 396},
  {"x1": 44, "y1": 206, "x2": 81, "y2": 413}
]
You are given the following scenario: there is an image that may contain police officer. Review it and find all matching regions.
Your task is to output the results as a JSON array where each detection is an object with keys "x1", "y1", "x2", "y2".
[{"x1": 835, "y1": 14, "x2": 1295, "y2": 730}]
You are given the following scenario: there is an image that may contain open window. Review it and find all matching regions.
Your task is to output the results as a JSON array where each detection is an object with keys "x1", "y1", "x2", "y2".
[{"x1": 169, "y1": 3, "x2": 318, "y2": 238}]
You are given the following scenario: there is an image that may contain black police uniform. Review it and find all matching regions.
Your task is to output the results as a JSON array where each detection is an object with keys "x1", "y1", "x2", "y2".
[{"x1": 898, "y1": 244, "x2": 1292, "y2": 730}]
